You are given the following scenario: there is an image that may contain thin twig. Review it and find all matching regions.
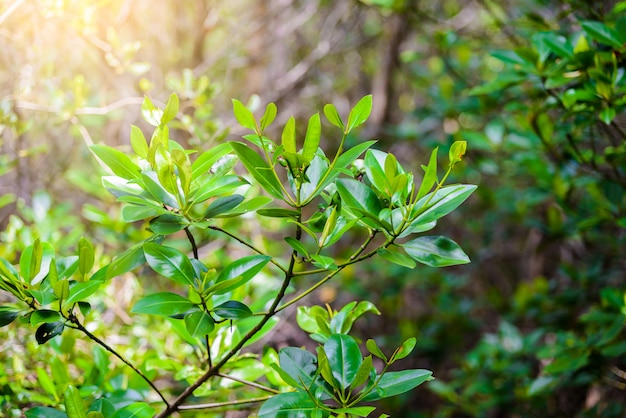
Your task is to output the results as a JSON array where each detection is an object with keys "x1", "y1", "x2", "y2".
[
  {"x1": 177, "y1": 395, "x2": 273, "y2": 410},
  {"x1": 216, "y1": 372, "x2": 281, "y2": 394}
]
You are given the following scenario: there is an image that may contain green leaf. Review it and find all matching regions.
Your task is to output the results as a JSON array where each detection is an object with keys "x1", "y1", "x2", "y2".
[
  {"x1": 30, "y1": 310, "x2": 61, "y2": 326},
  {"x1": 141, "y1": 96, "x2": 163, "y2": 126},
  {"x1": 214, "y1": 255, "x2": 271, "y2": 293},
  {"x1": 336, "y1": 179, "x2": 382, "y2": 217},
  {"x1": 581, "y1": 21, "x2": 623, "y2": 49},
  {"x1": 377, "y1": 246, "x2": 416, "y2": 269},
  {"x1": 230, "y1": 142, "x2": 283, "y2": 199},
  {"x1": 88, "y1": 399, "x2": 115, "y2": 417},
  {"x1": 260, "y1": 102, "x2": 277, "y2": 131},
  {"x1": 402, "y1": 236, "x2": 470, "y2": 267},
  {"x1": 213, "y1": 300, "x2": 253, "y2": 319},
  {"x1": 310, "y1": 254, "x2": 337, "y2": 270},
  {"x1": 258, "y1": 392, "x2": 318, "y2": 418},
  {"x1": 366, "y1": 339, "x2": 388, "y2": 362},
  {"x1": 106, "y1": 242, "x2": 146, "y2": 280},
  {"x1": 21, "y1": 240, "x2": 54, "y2": 285},
  {"x1": 25, "y1": 407, "x2": 68, "y2": 418},
  {"x1": 412, "y1": 184, "x2": 477, "y2": 225},
  {"x1": 257, "y1": 208, "x2": 300, "y2": 218},
  {"x1": 281, "y1": 116, "x2": 297, "y2": 154},
  {"x1": 190, "y1": 175, "x2": 247, "y2": 205},
  {"x1": 534, "y1": 32, "x2": 573, "y2": 58},
  {"x1": 54, "y1": 279, "x2": 70, "y2": 300},
  {"x1": 37, "y1": 366, "x2": 58, "y2": 401},
  {"x1": 149, "y1": 213, "x2": 186, "y2": 235},
  {"x1": 77, "y1": 237, "x2": 94, "y2": 279},
  {"x1": 131, "y1": 292, "x2": 195, "y2": 316},
  {"x1": 334, "y1": 406, "x2": 376, "y2": 417},
  {"x1": 278, "y1": 347, "x2": 319, "y2": 390},
  {"x1": 392, "y1": 337, "x2": 417, "y2": 361},
  {"x1": 416, "y1": 148, "x2": 438, "y2": 201},
  {"x1": 600, "y1": 107, "x2": 616, "y2": 125},
  {"x1": 232, "y1": 99, "x2": 258, "y2": 132},
  {"x1": 203, "y1": 194, "x2": 245, "y2": 218},
  {"x1": 351, "y1": 355, "x2": 373, "y2": 390},
  {"x1": 303, "y1": 113, "x2": 321, "y2": 162},
  {"x1": 364, "y1": 150, "x2": 392, "y2": 196},
  {"x1": 130, "y1": 125, "x2": 148, "y2": 158},
  {"x1": 448, "y1": 141, "x2": 467, "y2": 166},
  {"x1": 110, "y1": 403, "x2": 155, "y2": 418},
  {"x1": 324, "y1": 334, "x2": 363, "y2": 389},
  {"x1": 161, "y1": 93, "x2": 179, "y2": 125},
  {"x1": 191, "y1": 143, "x2": 233, "y2": 178},
  {"x1": 143, "y1": 242, "x2": 196, "y2": 286},
  {"x1": 0, "y1": 306, "x2": 20, "y2": 327},
  {"x1": 184, "y1": 311, "x2": 215, "y2": 336},
  {"x1": 35, "y1": 321, "x2": 64, "y2": 345},
  {"x1": 63, "y1": 385, "x2": 87, "y2": 418},
  {"x1": 346, "y1": 95, "x2": 373, "y2": 133},
  {"x1": 361, "y1": 369, "x2": 434, "y2": 401},
  {"x1": 90, "y1": 145, "x2": 141, "y2": 180},
  {"x1": 65, "y1": 281, "x2": 103, "y2": 305},
  {"x1": 323, "y1": 103, "x2": 344, "y2": 130},
  {"x1": 284, "y1": 237, "x2": 310, "y2": 257}
]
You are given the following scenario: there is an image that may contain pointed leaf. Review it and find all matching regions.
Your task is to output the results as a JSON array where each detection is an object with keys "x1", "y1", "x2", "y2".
[
  {"x1": 323, "y1": 103, "x2": 344, "y2": 130},
  {"x1": 35, "y1": 321, "x2": 64, "y2": 345},
  {"x1": 361, "y1": 369, "x2": 434, "y2": 401},
  {"x1": 581, "y1": 21, "x2": 623, "y2": 49},
  {"x1": 161, "y1": 93, "x2": 179, "y2": 125},
  {"x1": 366, "y1": 339, "x2": 388, "y2": 362},
  {"x1": 214, "y1": 255, "x2": 271, "y2": 293},
  {"x1": 416, "y1": 148, "x2": 438, "y2": 201},
  {"x1": 232, "y1": 99, "x2": 258, "y2": 132},
  {"x1": 106, "y1": 242, "x2": 146, "y2": 280},
  {"x1": 143, "y1": 242, "x2": 195, "y2": 286},
  {"x1": 130, "y1": 125, "x2": 148, "y2": 158},
  {"x1": 90, "y1": 145, "x2": 141, "y2": 180},
  {"x1": 191, "y1": 143, "x2": 233, "y2": 178},
  {"x1": 402, "y1": 236, "x2": 470, "y2": 267},
  {"x1": 281, "y1": 116, "x2": 297, "y2": 154},
  {"x1": 377, "y1": 246, "x2": 416, "y2": 269},
  {"x1": 324, "y1": 334, "x2": 363, "y2": 389},
  {"x1": 213, "y1": 300, "x2": 253, "y2": 319},
  {"x1": 260, "y1": 103, "x2": 277, "y2": 131},
  {"x1": 0, "y1": 306, "x2": 20, "y2": 327},
  {"x1": 279, "y1": 347, "x2": 319, "y2": 389},
  {"x1": 63, "y1": 385, "x2": 87, "y2": 418},
  {"x1": 65, "y1": 281, "x2": 103, "y2": 305},
  {"x1": 230, "y1": 142, "x2": 283, "y2": 199},
  {"x1": 110, "y1": 403, "x2": 155, "y2": 418},
  {"x1": 303, "y1": 113, "x2": 321, "y2": 162},
  {"x1": 203, "y1": 195, "x2": 245, "y2": 218},
  {"x1": 412, "y1": 184, "x2": 476, "y2": 225},
  {"x1": 346, "y1": 95, "x2": 373, "y2": 133},
  {"x1": 131, "y1": 292, "x2": 194, "y2": 316}
]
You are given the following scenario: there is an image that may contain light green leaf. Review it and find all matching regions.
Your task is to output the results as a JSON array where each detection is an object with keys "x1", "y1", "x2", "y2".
[
  {"x1": 141, "y1": 96, "x2": 162, "y2": 126},
  {"x1": 232, "y1": 99, "x2": 258, "y2": 132},
  {"x1": 130, "y1": 125, "x2": 148, "y2": 158},
  {"x1": 346, "y1": 95, "x2": 373, "y2": 133},
  {"x1": 37, "y1": 367, "x2": 58, "y2": 402},
  {"x1": 214, "y1": 255, "x2": 271, "y2": 293},
  {"x1": 377, "y1": 246, "x2": 416, "y2": 269},
  {"x1": 63, "y1": 385, "x2": 87, "y2": 418},
  {"x1": 143, "y1": 242, "x2": 196, "y2": 286},
  {"x1": 324, "y1": 334, "x2": 363, "y2": 389},
  {"x1": 402, "y1": 236, "x2": 470, "y2": 267},
  {"x1": 105, "y1": 242, "x2": 146, "y2": 280},
  {"x1": 161, "y1": 93, "x2": 179, "y2": 125},
  {"x1": 184, "y1": 311, "x2": 214, "y2": 336},
  {"x1": 90, "y1": 145, "x2": 141, "y2": 180},
  {"x1": 392, "y1": 337, "x2": 417, "y2": 361},
  {"x1": 416, "y1": 148, "x2": 438, "y2": 201},
  {"x1": 77, "y1": 237, "x2": 94, "y2": 279},
  {"x1": 581, "y1": 21, "x2": 623, "y2": 49},
  {"x1": 110, "y1": 403, "x2": 155, "y2": 418},
  {"x1": 323, "y1": 103, "x2": 344, "y2": 130},
  {"x1": 191, "y1": 143, "x2": 233, "y2": 178},
  {"x1": 281, "y1": 116, "x2": 297, "y2": 154},
  {"x1": 141, "y1": 171, "x2": 179, "y2": 208},
  {"x1": 25, "y1": 407, "x2": 67, "y2": 418},
  {"x1": 412, "y1": 184, "x2": 477, "y2": 225},
  {"x1": 366, "y1": 339, "x2": 388, "y2": 362},
  {"x1": 284, "y1": 237, "x2": 310, "y2": 257},
  {"x1": 361, "y1": 369, "x2": 434, "y2": 401},
  {"x1": 65, "y1": 281, "x2": 102, "y2": 305},
  {"x1": 351, "y1": 355, "x2": 373, "y2": 390},
  {"x1": 260, "y1": 102, "x2": 277, "y2": 131},
  {"x1": 230, "y1": 142, "x2": 283, "y2": 199},
  {"x1": 131, "y1": 292, "x2": 194, "y2": 316},
  {"x1": 303, "y1": 113, "x2": 321, "y2": 162}
]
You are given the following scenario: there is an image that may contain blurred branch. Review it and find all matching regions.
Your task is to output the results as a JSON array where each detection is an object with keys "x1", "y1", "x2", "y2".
[
  {"x1": 15, "y1": 97, "x2": 146, "y2": 115},
  {"x1": 0, "y1": 0, "x2": 25, "y2": 25}
]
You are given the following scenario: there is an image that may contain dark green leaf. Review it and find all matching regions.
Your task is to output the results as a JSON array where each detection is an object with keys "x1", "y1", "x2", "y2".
[
  {"x1": 203, "y1": 194, "x2": 245, "y2": 218},
  {"x1": 258, "y1": 392, "x2": 318, "y2": 418},
  {"x1": 110, "y1": 403, "x2": 155, "y2": 418},
  {"x1": 230, "y1": 142, "x2": 283, "y2": 199},
  {"x1": 36, "y1": 321, "x2": 64, "y2": 345},
  {"x1": 412, "y1": 184, "x2": 476, "y2": 225},
  {"x1": 284, "y1": 237, "x2": 310, "y2": 258},
  {"x1": 213, "y1": 300, "x2": 253, "y2": 319},
  {"x1": 90, "y1": 145, "x2": 141, "y2": 180},
  {"x1": 377, "y1": 246, "x2": 416, "y2": 269},
  {"x1": 184, "y1": 311, "x2": 215, "y2": 336},
  {"x1": 214, "y1": 255, "x2": 271, "y2": 293},
  {"x1": 352, "y1": 355, "x2": 373, "y2": 390},
  {"x1": 257, "y1": 208, "x2": 300, "y2": 218},
  {"x1": 402, "y1": 236, "x2": 470, "y2": 267},
  {"x1": 30, "y1": 310, "x2": 61, "y2": 326},
  {"x1": 336, "y1": 179, "x2": 382, "y2": 217},
  {"x1": 25, "y1": 407, "x2": 68, "y2": 418},
  {"x1": 88, "y1": 399, "x2": 115, "y2": 417},
  {"x1": 324, "y1": 334, "x2": 363, "y2": 389},
  {"x1": 144, "y1": 242, "x2": 195, "y2": 286},
  {"x1": 0, "y1": 306, "x2": 20, "y2": 327},
  {"x1": 141, "y1": 171, "x2": 179, "y2": 208},
  {"x1": 279, "y1": 347, "x2": 319, "y2": 390},
  {"x1": 361, "y1": 369, "x2": 434, "y2": 401},
  {"x1": 149, "y1": 213, "x2": 186, "y2": 235},
  {"x1": 581, "y1": 21, "x2": 623, "y2": 49},
  {"x1": 131, "y1": 292, "x2": 195, "y2": 316}
]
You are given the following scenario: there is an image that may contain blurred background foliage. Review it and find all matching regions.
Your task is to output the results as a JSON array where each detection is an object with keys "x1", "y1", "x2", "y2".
[{"x1": 0, "y1": 0, "x2": 624, "y2": 416}]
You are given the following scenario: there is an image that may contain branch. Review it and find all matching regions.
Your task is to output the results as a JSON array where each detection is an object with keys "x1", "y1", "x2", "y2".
[{"x1": 177, "y1": 395, "x2": 273, "y2": 411}]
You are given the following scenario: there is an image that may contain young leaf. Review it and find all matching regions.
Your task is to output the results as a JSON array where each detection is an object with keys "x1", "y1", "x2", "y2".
[
  {"x1": 260, "y1": 102, "x2": 277, "y2": 131},
  {"x1": 360, "y1": 369, "x2": 434, "y2": 401},
  {"x1": 303, "y1": 113, "x2": 321, "y2": 162},
  {"x1": 391, "y1": 337, "x2": 417, "y2": 361},
  {"x1": 213, "y1": 300, "x2": 253, "y2": 319},
  {"x1": 131, "y1": 292, "x2": 195, "y2": 316},
  {"x1": 323, "y1": 103, "x2": 344, "y2": 130},
  {"x1": 77, "y1": 237, "x2": 94, "y2": 280},
  {"x1": 366, "y1": 339, "x2": 388, "y2": 362},
  {"x1": 141, "y1": 96, "x2": 163, "y2": 126},
  {"x1": 324, "y1": 334, "x2": 363, "y2": 389},
  {"x1": 64, "y1": 385, "x2": 87, "y2": 418},
  {"x1": 230, "y1": 142, "x2": 284, "y2": 199},
  {"x1": 448, "y1": 141, "x2": 467, "y2": 166},
  {"x1": 143, "y1": 242, "x2": 196, "y2": 286},
  {"x1": 184, "y1": 311, "x2": 215, "y2": 337},
  {"x1": 130, "y1": 125, "x2": 148, "y2": 158},
  {"x1": 402, "y1": 236, "x2": 470, "y2": 267},
  {"x1": 90, "y1": 145, "x2": 141, "y2": 180},
  {"x1": 232, "y1": 99, "x2": 258, "y2": 132},
  {"x1": 281, "y1": 116, "x2": 297, "y2": 154},
  {"x1": 346, "y1": 95, "x2": 373, "y2": 133},
  {"x1": 416, "y1": 148, "x2": 438, "y2": 201},
  {"x1": 161, "y1": 93, "x2": 179, "y2": 125}
]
